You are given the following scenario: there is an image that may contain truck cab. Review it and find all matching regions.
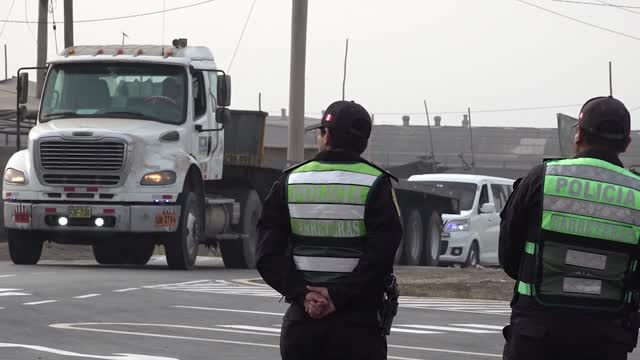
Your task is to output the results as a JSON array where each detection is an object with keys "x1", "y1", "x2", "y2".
[{"x1": 4, "y1": 41, "x2": 264, "y2": 270}]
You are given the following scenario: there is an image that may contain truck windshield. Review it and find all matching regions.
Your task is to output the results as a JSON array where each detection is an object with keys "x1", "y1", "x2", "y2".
[
  {"x1": 40, "y1": 62, "x2": 187, "y2": 125},
  {"x1": 418, "y1": 181, "x2": 478, "y2": 211}
]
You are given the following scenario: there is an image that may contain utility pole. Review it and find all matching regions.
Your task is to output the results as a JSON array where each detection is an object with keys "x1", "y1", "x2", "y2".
[
  {"x1": 609, "y1": 61, "x2": 613, "y2": 97},
  {"x1": 342, "y1": 38, "x2": 349, "y2": 101},
  {"x1": 423, "y1": 100, "x2": 435, "y2": 162},
  {"x1": 63, "y1": 0, "x2": 73, "y2": 48},
  {"x1": 287, "y1": 0, "x2": 308, "y2": 165},
  {"x1": 4, "y1": 45, "x2": 7, "y2": 80},
  {"x1": 36, "y1": 0, "x2": 49, "y2": 98},
  {"x1": 468, "y1": 107, "x2": 475, "y2": 169}
]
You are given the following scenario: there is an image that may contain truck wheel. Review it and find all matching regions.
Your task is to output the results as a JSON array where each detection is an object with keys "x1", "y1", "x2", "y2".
[
  {"x1": 165, "y1": 191, "x2": 202, "y2": 270},
  {"x1": 8, "y1": 230, "x2": 43, "y2": 265},
  {"x1": 463, "y1": 241, "x2": 479, "y2": 268},
  {"x1": 92, "y1": 242, "x2": 126, "y2": 265},
  {"x1": 422, "y1": 211, "x2": 442, "y2": 267},
  {"x1": 220, "y1": 189, "x2": 261, "y2": 269},
  {"x1": 403, "y1": 209, "x2": 424, "y2": 266},
  {"x1": 125, "y1": 241, "x2": 155, "y2": 265}
]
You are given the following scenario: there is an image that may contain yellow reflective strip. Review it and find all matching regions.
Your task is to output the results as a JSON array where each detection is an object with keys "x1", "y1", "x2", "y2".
[{"x1": 525, "y1": 242, "x2": 537, "y2": 255}]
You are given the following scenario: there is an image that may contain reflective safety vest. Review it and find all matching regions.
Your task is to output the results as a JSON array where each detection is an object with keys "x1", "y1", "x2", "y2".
[
  {"x1": 516, "y1": 158, "x2": 640, "y2": 311},
  {"x1": 286, "y1": 161, "x2": 384, "y2": 284}
]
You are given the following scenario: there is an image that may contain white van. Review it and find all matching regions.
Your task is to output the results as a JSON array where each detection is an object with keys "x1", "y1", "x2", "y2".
[{"x1": 407, "y1": 174, "x2": 515, "y2": 267}]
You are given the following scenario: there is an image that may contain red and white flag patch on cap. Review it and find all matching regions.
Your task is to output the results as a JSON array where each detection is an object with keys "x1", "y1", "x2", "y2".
[{"x1": 324, "y1": 113, "x2": 333, "y2": 122}]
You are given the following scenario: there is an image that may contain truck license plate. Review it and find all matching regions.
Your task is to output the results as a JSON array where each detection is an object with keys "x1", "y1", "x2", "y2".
[
  {"x1": 68, "y1": 207, "x2": 91, "y2": 219},
  {"x1": 155, "y1": 212, "x2": 177, "y2": 227}
]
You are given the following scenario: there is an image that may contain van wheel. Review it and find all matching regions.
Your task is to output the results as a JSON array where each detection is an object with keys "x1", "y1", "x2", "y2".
[
  {"x1": 463, "y1": 241, "x2": 479, "y2": 268},
  {"x1": 403, "y1": 209, "x2": 424, "y2": 266},
  {"x1": 220, "y1": 189, "x2": 262, "y2": 269},
  {"x1": 422, "y1": 211, "x2": 441, "y2": 267},
  {"x1": 8, "y1": 230, "x2": 43, "y2": 265}
]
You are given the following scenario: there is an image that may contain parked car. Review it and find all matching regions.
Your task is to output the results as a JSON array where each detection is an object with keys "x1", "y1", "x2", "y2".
[{"x1": 407, "y1": 173, "x2": 515, "y2": 267}]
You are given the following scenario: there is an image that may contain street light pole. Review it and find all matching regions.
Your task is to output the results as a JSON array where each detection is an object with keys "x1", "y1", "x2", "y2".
[
  {"x1": 36, "y1": 0, "x2": 49, "y2": 99},
  {"x1": 287, "y1": 0, "x2": 308, "y2": 166}
]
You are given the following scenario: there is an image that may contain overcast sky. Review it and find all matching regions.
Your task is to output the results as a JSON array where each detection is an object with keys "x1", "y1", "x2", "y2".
[{"x1": 2, "y1": 0, "x2": 639, "y2": 128}]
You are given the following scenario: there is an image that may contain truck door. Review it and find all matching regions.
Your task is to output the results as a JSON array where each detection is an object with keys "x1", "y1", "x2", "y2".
[{"x1": 190, "y1": 70, "x2": 219, "y2": 180}]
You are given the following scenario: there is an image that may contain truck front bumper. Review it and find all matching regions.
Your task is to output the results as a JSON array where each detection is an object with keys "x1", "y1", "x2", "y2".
[{"x1": 4, "y1": 202, "x2": 181, "y2": 232}]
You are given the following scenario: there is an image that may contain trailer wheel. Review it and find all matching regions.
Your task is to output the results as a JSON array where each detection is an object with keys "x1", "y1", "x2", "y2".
[
  {"x1": 403, "y1": 209, "x2": 424, "y2": 266},
  {"x1": 165, "y1": 191, "x2": 202, "y2": 270},
  {"x1": 92, "y1": 242, "x2": 126, "y2": 265},
  {"x1": 422, "y1": 211, "x2": 442, "y2": 267},
  {"x1": 125, "y1": 241, "x2": 156, "y2": 265},
  {"x1": 8, "y1": 230, "x2": 43, "y2": 265},
  {"x1": 220, "y1": 189, "x2": 261, "y2": 269}
]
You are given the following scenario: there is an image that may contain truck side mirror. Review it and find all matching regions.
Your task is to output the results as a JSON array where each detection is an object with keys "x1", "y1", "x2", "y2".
[
  {"x1": 215, "y1": 107, "x2": 231, "y2": 125},
  {"x1": 217, "y1": 74, "x2": 231, "y2": 107},
  {"x1": 18, "y1": 72, "x2": 29, "y2": 105}
]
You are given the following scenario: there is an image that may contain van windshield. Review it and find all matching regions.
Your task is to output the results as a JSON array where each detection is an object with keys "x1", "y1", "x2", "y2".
[
  {"x1": 40, "y1": 62, "x2": 188, "y2": 125},
  {"x1": 418, "y1": 181, "x2": 478, "y2": 211}
]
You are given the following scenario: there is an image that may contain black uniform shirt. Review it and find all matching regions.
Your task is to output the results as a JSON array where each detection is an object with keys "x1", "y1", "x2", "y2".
[{"x1": 256, "y1": 150, "x2": 403, "y2": 321}]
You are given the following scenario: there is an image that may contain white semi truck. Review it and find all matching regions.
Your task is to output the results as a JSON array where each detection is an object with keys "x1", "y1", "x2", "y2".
[{"x1": 4, "y1": 40, "x2": 459, "y2": 270}]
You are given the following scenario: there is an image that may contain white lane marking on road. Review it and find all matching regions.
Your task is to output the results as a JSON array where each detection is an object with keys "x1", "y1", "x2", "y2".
[
  {"x1": 0, "y1": 342, "x2": 178, "y2": 360},
  {"x1": 114, "y1": 288, "x2": 140, "y2": 293},
  {"x1": 220, "y1": 325, "x2": 282, "y2": 333},
  {"x1": 74, "y1": 294, "x2": 101, "y2": 299},
  {"x1": 143, "y1": 280, "x2": 210, "y2": 288},
  {"x1": 173, "y1": 305, "x2": 284, "y2": 316},
  {"x1": 390, "y1": 328, "x2": 442, "y2": 335},
  {"x1": 52, "y1": 322, "x2": 279, "y2": 337},
  {"x1": 452, "y1": 324, "x2": 506, "y2": 330},
  {"x1": 234, "y1": 278, "x2": 269, "y2": 287},
  {"x1": 0, "y1": 292, "x2": 31, "y2": 296},
  {"x1": 398, "y1": 325, "x2": 499, "y2": 334},
  {"x1": 51, "y1": 323, "x2": 499, "y2": 358},
  {"x1": 51, "y1": 323, "x2": 281, "y2": 348},
  {"x1": 23, "y1": 300, "x2": 57, "y2": 306},
  {"x1": 0, "y1": 275, "x2": 16, "y2": 278},
  {"x1": 388, "y1": 344, "x2": 500, "y2": 358}
]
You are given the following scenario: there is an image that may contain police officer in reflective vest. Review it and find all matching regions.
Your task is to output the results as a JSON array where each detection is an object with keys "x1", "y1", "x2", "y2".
[
  {"x1": 257, "y1": 100, "x2": 403, "y2": 360},
  {"x1": 499, "y1": 96, "x2": 640, "y2": 360}
]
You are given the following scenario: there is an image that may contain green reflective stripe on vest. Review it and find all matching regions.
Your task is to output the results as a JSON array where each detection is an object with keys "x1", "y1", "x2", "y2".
[
  {"x1": 541, "y1": 211, "x2": 638, "y2": 244},
  {"x1": 543, "y1": 194, "x2": 640, "y2": 227},
  {"x1": 525, "y1": 242, "x2": 537, "y2": 255},
  {"x1": 547, "y1": 164, "x2": 640, "y2": 190},
  {"x1": 289, "y1": 203, "x2": 365, "y2": 220},
  {"x1": 548, "y1": 158, "x2": 640, "y2": 181},
  {"x1": 292, "y1": 161, "x2": 383, "y2": 176},
  {"x1": 288, "y1": 184, "x2": 370, "y2": 205},
  {"x1": 544, "y1": 176, "x2": 639, "y2": 211},
  {"x1": 517, "y1": 281, "x2": 534, "y2": 296},
  {"x1": 291, "y1": 219, "x2": 366, "y2": 238}
]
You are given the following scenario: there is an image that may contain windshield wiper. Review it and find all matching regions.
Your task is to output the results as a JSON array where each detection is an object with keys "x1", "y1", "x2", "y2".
[
  {"x1": 40, "y1": 111, "x2": 81, "y2": 120},
  {"x1": 100, "y1": 111, "x2": 163, "y2": 122}
]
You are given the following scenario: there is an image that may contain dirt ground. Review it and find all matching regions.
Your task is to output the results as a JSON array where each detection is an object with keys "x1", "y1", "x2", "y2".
[{"x1": 0, "y1": 241, "x2": 515, "y2": 300}]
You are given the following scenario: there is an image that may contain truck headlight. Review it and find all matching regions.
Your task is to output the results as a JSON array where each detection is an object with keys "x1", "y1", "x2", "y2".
[
  {"x1": 141, "y1": 171, "x2": 176, "y2": 186},
  {"x1": 3, "y1": 168, "x2": 27, "y2": 185},
  {"x1": 444, "y1": 219, "x2": 470, "y2": 232}
]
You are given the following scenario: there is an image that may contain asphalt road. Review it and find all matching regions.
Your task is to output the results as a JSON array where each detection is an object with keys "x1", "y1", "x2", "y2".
[{"x1": 0, "y1": 257, "x2": 637, "y2": 360}]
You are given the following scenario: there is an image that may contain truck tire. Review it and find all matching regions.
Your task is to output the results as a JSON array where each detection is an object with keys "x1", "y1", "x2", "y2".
[
  {"x1": 422, "y1": 211, "x2": 442, "y2": 267},
  {"x1": 8, "y1": 230, "x2": 43, "y2": 265},
  {"x1": 463, "y1": 241, "x2": 479, "y2": 268},
  {"x1": 403, "y1": 209, "x2": 424, "y2": 266},
  {"x1": 165, "y1": 191, "x2": 202, "y2": 270},
  {"x1": 125, "y1": 241, "x2": 155, "y2": 265},
  {"x1": 92, "y1": 242, "x2": 126, "y2": 265},
  {"x1": 394, "y1": 235, "x2": 405, "y2": 265},
  {"x1": 220, "y1": 189, "x2": 261, "y2": 269}
]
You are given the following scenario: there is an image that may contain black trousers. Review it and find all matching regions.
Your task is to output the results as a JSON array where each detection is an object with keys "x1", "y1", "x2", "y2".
[
  {"x1": 502, "y1": 323, "x2": 630, "y2": 360},
  {"x1": 280, "y1": 316, "x2": 387, "y2": 360}
]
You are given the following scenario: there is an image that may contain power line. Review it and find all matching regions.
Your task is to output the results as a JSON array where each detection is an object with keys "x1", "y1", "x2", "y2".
[
  {"x1": 515, "y1": 0, "x2": 640, "y2": 41},
  {"x1": 24, "y1": 0, "x2": 36, "y2": 43},
  {"x1": 0, "y1": 0, "x2": 216, "y2": 24},
  {"x1": 552, "y1": 0, "x2": 640, "y2": 9},
  {"x1": 371, "y1": 103, "x2": 583, "y2": 116},
  {"x1": 0, "y1": 0, "x2": 17, "y2": 41},
  {"x1": 631, "y1": 105, "x2": 640, "y2": 112},
  {"x1": 227, "y1": 0, "x2": 257, "y2": 73},
  {"x1": 592, "y1": 0, "x2": 640, "y2": 15}
]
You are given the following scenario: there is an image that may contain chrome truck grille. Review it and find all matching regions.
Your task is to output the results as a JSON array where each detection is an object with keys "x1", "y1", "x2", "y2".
[{"x1": 37, "y1": 139, "x2": 128, "y2": 186}]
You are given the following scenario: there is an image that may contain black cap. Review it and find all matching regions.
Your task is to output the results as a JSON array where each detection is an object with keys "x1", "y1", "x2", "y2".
[
  {"x1": 578, "y1": 96, "x2": 631, "y2": 141},
  {"x1": 305, "y1": 100, "x2": 372, "y2": 139}
]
